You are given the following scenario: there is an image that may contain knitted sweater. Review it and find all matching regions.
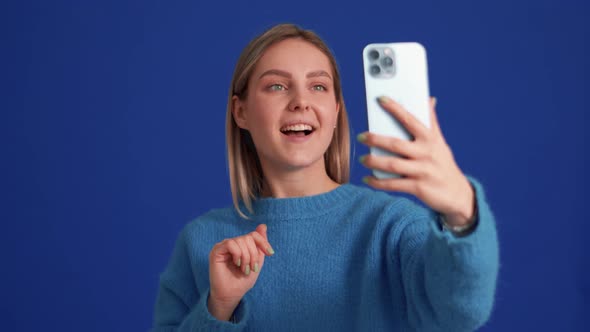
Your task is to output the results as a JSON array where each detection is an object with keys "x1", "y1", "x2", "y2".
[{"x1": 150, "y1": 178, "x2": 499, "y2": 332}]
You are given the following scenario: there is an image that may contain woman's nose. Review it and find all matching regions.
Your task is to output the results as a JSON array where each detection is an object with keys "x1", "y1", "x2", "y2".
[{"x1": 288, "y1": 90, "x2": 311, "y2": 112}]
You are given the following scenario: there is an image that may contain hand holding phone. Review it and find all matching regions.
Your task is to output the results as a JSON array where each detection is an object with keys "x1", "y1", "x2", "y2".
[{"x1": 359, "y1": 43, "x2": 476, "y2": 226}]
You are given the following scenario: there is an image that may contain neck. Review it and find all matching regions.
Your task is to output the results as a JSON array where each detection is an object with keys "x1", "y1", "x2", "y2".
[{"x1": 260, "y1": 159, "x2": 339, "y2": 198}]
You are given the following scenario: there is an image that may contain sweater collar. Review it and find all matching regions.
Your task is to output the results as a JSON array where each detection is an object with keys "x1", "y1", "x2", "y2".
[{"x1": 242, "y1": 183, "x2": 358, "y2": 220}]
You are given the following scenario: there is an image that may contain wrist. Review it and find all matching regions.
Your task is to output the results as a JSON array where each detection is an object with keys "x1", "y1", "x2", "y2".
[
  {"x1": 439, "y1": 180, "x2": 478, "y2": 235},
  {"x1": 439, "y1": 212, "x2": 476, "y2": 236},
  {"x1": 443, "y1": 208, "x2": 475, "y2": 227},
  {"x1": 444, "y1": 178, "x2": 476, "y2": 227},
  {"x1": 207, "y1": 293, "x2": 241, "y2": 322},
  {"x1": 440, "y1": 204, "x2": 478, "y2": 237}
]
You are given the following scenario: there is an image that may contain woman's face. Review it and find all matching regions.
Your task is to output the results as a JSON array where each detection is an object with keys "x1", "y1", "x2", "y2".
[{"x1": 233, "y1": 38, "x2": 339, "y2": 174}]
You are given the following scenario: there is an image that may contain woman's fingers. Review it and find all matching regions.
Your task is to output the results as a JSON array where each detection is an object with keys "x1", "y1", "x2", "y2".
[
  {"x1": 250, "y1": 229, "x2": 275, "y2": 256},
  {"x1": 235, "y1": 237, "x2": 251, "y2": 275},
  {"x1": 220, "y1": 229, "x2": 274, "y2": 276},
  {"x1": 378, "y1": 96, "x2": 430, "y2": 140},
  {"x1": 223, "y1": 239, "x2": 242, "y2": 267},
  {"x1": 361, "y1": 154, "x2": 426, "y2": 178},
  {"x1": 358, "y1": 132, "x2": 424, "y2": 158},
  {"x1": 255, "y1": 224, "x2": 268, "y2": 240},
  {"x1": 363, "y1": 176, "x2": 417, "y2": 194},
  {"x1": 359, "y1": 96, "x2": 475, "y2": 220},
  {"x1": 429, "y1": 96, "x2": 444, "y2": 137},
  {"x1": 244, "y1": 236, "x2": 260, "y2": 275}
]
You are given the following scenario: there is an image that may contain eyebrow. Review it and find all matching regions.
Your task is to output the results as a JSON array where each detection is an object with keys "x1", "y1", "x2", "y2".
[{"x1": 258, "y1": 69, "x2": 332, "y2": 80}]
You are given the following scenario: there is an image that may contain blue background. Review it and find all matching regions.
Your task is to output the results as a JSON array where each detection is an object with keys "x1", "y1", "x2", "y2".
[{"x1": 3, "y1": 0, "x2": 588, "y2": 330}]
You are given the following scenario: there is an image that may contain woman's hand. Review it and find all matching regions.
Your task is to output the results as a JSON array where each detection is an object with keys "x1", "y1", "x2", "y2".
[
  {"x1": 208, "y1": 224, "x2": 275, "y2": 321},
  {"x1": 358, "y1": 96, "x2": 475, "y2": 227}
]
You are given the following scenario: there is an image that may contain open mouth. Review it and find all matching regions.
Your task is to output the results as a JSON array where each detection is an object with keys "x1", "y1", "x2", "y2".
[{"x1": 280, "y1": 123, "x2": 315, "y2": 137}]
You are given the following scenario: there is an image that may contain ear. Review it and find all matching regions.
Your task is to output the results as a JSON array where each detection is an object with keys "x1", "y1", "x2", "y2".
[{"x1": 232, "y1": 95, "x2": 248, "y2": 130}]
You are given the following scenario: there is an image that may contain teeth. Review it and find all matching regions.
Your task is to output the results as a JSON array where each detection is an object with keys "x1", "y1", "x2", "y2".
[{"x1": 280, "y1": 124, "x2": 313, "y2": 132}]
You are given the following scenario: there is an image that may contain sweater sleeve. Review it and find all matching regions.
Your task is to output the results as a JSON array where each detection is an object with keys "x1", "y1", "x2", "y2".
[
  {"x1": 397, "y1": 176, "x2": 499, "y2": 332},
  {"x1": 150, "y1": 228, "x2": 250, "y2": 332}
]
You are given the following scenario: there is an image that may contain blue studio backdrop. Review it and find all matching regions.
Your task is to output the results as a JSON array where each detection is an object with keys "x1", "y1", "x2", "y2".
[{"x1": 3, "y1": 0, "x2": 588, "y2": 331}]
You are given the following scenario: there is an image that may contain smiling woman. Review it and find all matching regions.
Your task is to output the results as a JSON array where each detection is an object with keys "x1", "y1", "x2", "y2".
[
  {"x1": 227, "y1": 27, "x2": 350, "y2": 206},
  {"x1": 231, "y1": 38, "x2": 344, "y2": 201},
  {"x1": 150, "y1": 23, "x2": 499, "y2": 332}
]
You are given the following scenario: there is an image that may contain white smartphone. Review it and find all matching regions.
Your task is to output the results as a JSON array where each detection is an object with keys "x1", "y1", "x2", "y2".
[{"x1": 362, "y1": 42, "x2": 431, "y2": 179}]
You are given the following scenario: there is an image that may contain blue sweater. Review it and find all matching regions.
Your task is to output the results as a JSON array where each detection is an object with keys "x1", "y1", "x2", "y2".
[{"x1": 151, "y1": 178, "x2": 499, "y2": 332}]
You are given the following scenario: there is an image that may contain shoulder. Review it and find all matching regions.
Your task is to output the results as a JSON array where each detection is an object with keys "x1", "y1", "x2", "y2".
[
  {"x1": 192, "y1": 206, "x2": 238, "y2": 225},
  {"x1": 180, "y1": 205, "x2": 253, "y2": 246}
]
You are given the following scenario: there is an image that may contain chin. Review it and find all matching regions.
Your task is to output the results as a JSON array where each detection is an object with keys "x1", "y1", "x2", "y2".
[{"x1": 280, "y1": 153, "x2": 324, "y2": 171}]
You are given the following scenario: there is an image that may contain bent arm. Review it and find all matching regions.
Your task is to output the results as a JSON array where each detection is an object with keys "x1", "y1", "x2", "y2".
[
  {"x1": 150, "y1": 229, "x2": 249, "y2": 331},
  {"x1": 398, "y1": 178, "x2": 499, "y2": 332}
]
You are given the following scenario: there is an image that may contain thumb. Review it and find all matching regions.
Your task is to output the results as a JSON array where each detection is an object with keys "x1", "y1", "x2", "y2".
[
  {"x1": 429, "y1": 96, "x2": 442, "y2": 135},
  {"x1": 430, "y1": 96, "x2": 437, "y2": 109},
  {"x1": 255, "y1": 224, "x2": 268, "y2": 240}
]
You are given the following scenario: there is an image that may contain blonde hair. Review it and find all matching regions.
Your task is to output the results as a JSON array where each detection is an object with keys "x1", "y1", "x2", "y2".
[{"x1": 226, "y1": 23, "x2": 350, "y2": 218}]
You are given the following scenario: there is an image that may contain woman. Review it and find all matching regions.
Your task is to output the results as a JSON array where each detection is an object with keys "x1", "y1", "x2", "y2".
[{"x1": 150, "y1": 24, "x2": 499, "y2": 332}]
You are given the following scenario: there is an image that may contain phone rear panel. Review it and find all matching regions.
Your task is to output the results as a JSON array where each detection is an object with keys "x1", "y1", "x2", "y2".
[{"x1": 362, "y1": 42, "x2": 431, "y2": 178}]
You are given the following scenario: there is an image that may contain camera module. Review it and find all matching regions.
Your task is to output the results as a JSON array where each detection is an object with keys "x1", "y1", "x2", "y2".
[
  {"x1": 381, "y1": 56, "x2": 393, "y2": 67},
  {"x1": 369, "y1": 50, "x2": 380, "y2": 61}
]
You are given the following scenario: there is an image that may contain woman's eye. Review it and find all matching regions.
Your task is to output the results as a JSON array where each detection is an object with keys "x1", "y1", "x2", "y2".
[
  {"x1": 312, "y1": 85, "x2": 327, "y2": 91},
  {"x1": 269, "y1": 84, "x2": 286, "y2": 91}
]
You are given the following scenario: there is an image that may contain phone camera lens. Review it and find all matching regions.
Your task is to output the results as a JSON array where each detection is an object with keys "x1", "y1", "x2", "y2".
[
  {"x1": 370, "y1": 65, "x2": 381, "y2": 75},
  {"x1": 369, "y1": 50, "x2": 380, "y2": 60},
  {"x1": 381, "y1": 56, "x2": 393, "y2": 67}
]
